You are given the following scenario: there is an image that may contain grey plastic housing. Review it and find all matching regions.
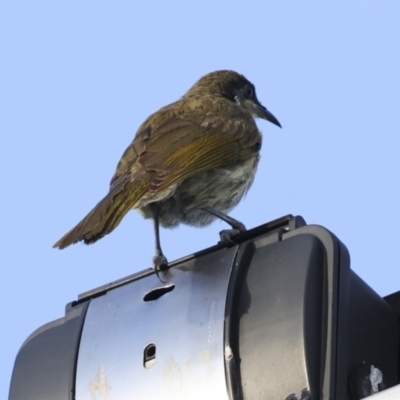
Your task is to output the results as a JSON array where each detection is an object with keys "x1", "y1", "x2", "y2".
[
  {"x1": 8, "y1": 215, "x2": 400, "y2": 399},
  {"x1": 8, "y1": 301, "x2": 88, "y2": 400}
]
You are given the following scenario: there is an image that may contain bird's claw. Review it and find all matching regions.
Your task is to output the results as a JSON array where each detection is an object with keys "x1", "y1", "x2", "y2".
[
  {"x1": 219, "y1": 226, "x2": 247, "y2": 244},
  {"x1": 153, "y1": 254, "x2": 169, "y2": 283},
  {"x1": 153, "y1": 255, "x2": 169, "y2": 272},
  {"x1": 200, "y1": 206, "x2": 247, "y2": 243}
]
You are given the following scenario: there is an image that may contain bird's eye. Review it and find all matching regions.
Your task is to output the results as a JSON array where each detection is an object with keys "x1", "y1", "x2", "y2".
[{"x1": 244, "y1": 85, "x2": 254, "y2": 98}]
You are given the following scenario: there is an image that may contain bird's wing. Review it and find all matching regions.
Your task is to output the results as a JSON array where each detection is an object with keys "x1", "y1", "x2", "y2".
[{"x1": 110, "y1": 102, "x2": 261, "y2": 196}]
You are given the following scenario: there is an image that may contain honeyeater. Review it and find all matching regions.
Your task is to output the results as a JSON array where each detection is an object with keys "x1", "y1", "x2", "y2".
[{"x1": 53, "y1": 70, "x2": 281, "y2": 270}]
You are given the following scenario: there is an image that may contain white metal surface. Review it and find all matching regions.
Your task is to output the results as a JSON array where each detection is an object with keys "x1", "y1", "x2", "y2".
[
  {"x1": 75, "y1": 247, "x2": 237, "y2": 400},
  {"x1": 368, "y1": 385, "x2": 400, "y2": 399}
]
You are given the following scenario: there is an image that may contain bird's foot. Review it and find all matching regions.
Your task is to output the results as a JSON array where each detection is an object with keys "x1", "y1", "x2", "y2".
[
  {"x1": 200, "y1": 206, "x2": 247, "y2": 244},
  {"x1": 153, "y1": 254, "x2": 169, "y2": 283},
  {"x1": 153, "y1": 254, "x2": 169, "y2": 272},
  {"x1": 219, "y1": 225, "x2": 246, "y2": 244}
]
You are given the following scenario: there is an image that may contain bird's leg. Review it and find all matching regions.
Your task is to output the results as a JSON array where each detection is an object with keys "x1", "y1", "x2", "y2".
[
  {"x1": 200, "y1": 206, "x2": 247, "y2": 243},
  {"x1": 150, "y1": 202, "x2": 168, "y2": 272}
]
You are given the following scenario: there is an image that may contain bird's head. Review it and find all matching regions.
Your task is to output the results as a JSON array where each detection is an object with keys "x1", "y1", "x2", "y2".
[{"x1": 186, "y1": 70, "x2": 281, "y2": 128}]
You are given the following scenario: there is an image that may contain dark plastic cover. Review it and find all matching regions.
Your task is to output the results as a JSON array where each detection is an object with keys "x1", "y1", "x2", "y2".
[
  {"x1": 9, "y1": 301, "x2": 89, "y2": 400},
  {"x1": 224, "y1": 224, "x2": 399, "y2": 399}
]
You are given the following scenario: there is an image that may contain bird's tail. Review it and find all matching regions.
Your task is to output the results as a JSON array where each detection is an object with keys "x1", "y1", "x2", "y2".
[{"x1": 53, "y1": 181, "x2": 149, "y2": 249}]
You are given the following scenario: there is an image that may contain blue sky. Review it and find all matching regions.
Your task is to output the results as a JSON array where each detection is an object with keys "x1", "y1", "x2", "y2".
[{"x1": 2, "y1": 2, "x2": 400, "y2": 397}]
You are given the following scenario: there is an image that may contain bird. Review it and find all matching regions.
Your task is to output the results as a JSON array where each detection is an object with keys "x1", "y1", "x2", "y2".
[{"x1": 53, "y1": 70, "x2": 281, "y2": 270}]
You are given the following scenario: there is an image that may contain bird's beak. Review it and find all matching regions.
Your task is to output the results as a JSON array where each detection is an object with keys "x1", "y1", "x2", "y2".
[
  {"x1": 256, "y1": 103, "x2": 281, "y2": 128},
  {"x1": 235, "y1": 90, "x2": 281, "y2": 128}
]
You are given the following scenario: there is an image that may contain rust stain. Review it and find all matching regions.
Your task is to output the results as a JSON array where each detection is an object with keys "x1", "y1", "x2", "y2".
[{"x1": 89, "y1": 364, "x2": 111, "y2": 400}]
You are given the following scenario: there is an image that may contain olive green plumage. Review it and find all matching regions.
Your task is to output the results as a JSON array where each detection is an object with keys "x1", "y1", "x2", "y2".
[{"x1": 53, "y1": 70, "x2": 280, "y2": 250}]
